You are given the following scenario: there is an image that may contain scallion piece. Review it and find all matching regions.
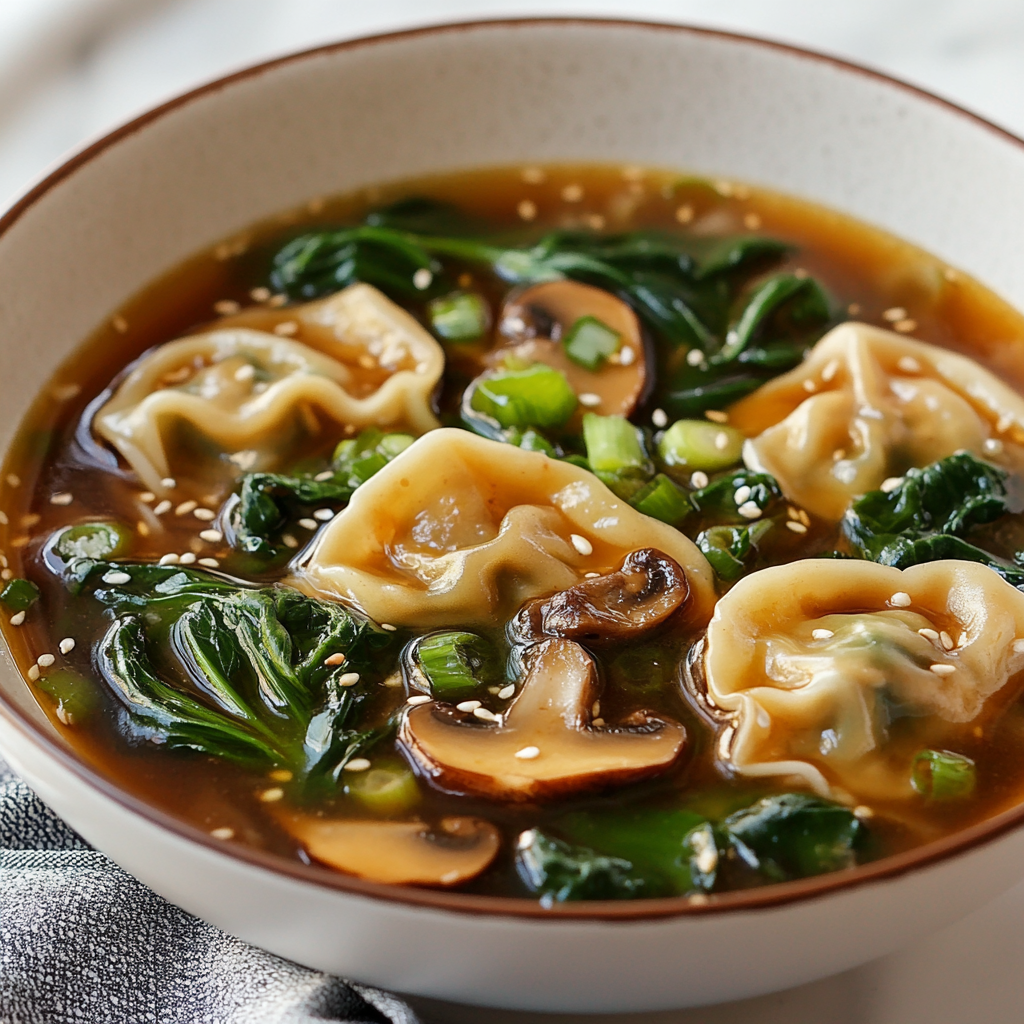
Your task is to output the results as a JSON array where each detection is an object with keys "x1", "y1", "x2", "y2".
[
  {"x1": 409, "y1": 631, "x2": 498, "y2": 700},
  {"x1": 911, "y1": 749, "x2": 976, "y2": 800},
  {"x1": 658, "y1": 419, "x2": 744, "y2": 471},
  {"x1": 1, "y1": 577, "x2": 40, "y2": 611},
  {"x1": 630, "y1": 474, "x2": 691, "y2": 525},
  {"x1": 582, "y1": 413, "x2": 647, "y2": 476},
  {"x1": 53, "y1": 522, "x2": 130, "y2": 562},
  {"x1": 469, "y1": 364, "x2": 577, "y2": 430},
  {"x1": 347, "y1": 763, "x2": 420, "y2": 816},
  {"x1": 562, "y1": 315, "x2": 621, "y2": 371},
  {"x1": 427, "y1": 291, "x2": 489, "y2": 342}
]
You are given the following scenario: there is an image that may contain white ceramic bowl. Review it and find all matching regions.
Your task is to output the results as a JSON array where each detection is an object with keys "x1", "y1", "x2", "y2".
[{"x1": 3, "y1": 18, "x2": 1024, "y2": 1014}]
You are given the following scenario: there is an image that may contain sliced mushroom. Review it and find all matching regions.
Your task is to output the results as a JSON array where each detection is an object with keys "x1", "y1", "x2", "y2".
[
  {"x1": 509, "y1": 547, "x2": 689, "y2": 645},
  {"x1": 495, "y1": 280, "x2": 648, "y2": 418},
  {"x1": 284, "y1": 815, "x2": 501, "y2": 886},
  {"x1": 399, "y1": 638, "x2": 686, "y2": 802}
]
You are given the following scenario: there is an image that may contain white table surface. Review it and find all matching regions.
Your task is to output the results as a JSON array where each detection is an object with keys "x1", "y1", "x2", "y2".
[{"x1": 2, "y1": 2, "x2": 1024, "y2": 1020}]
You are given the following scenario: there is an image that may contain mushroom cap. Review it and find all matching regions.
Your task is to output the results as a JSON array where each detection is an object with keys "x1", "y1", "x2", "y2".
[
  {"x1": 496, "y1": 280, "x2": 648, "y2": 419},
  {"x1": 284, "y1": 815, "x2": 501, "y2": 886},
  {"x1": 399, "y1": 638, "x2": 687, "y2": 802},
  {"x1": 510, "y1": 547, "x2": 689, "y2": 644}
]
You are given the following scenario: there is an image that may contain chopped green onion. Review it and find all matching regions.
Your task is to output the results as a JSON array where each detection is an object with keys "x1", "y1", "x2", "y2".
[
  {"x1": 427, "y1": 291, "x2": 489, "y2": 342},
  {"x1": 1, "y1": 577, "x2": 40, "y2": 611},
  {"x1": 347, "y1": 763, "x2": 420, "y2": 816},
  {"x1": 508, "y1": 428, "x2": 557, "y2": 456},
  {"x1": 582, "y1": 413, "x2": 648, "y2": 475},
  {"x1": 658, "y1": 419, "x2": 744, "y2": 471},
  {"x1": 629, "y1": 474, "x2": 691, "y2": 525},
  {"x1": 53, "y1": 522, "x2": 130, "y2": 562},
  {"x1": 696, "y1": 522, "x2": 771, "y2": 582},
  {"x1": 470, "y1": 364, "x2": 578, "y2": 430},
  {"x1": 377, "y1": 433, "x2": 415, "y2": 459},
  {"x1": 332, "y1": 430, "x2": 414, "y2": 486},
  {"x1": 562, "y1": 316, "x2": 621, "y2": 371},
  {"x1": 911, "y1": 749, "x2": 976, "y2": 800},
  {"x1": 35, "y1": 668, "x2": 97, "y2": 723},
  {"x1": 409, "y1": 631, "x2": 498, "y2": 700}
]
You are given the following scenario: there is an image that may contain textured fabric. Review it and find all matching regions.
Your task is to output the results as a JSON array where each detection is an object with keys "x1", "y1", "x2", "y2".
[{"x1": 0, "y1": 757, "x2": 420, "y2": 1024}]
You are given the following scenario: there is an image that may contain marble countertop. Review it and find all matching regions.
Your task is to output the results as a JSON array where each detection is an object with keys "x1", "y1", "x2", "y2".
[{"x1": 1, "y1": 2, "x2": 1023, "y2": 1021}]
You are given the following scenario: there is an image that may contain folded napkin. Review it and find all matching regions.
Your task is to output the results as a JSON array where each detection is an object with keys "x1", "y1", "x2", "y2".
[{"x1": 0, "y1": 756, "x2": 421, "y2": 1024}]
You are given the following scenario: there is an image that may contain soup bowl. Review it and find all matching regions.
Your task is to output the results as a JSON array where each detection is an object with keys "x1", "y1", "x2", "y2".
[{"x1": 3, "y1": 18, "x2": 1024, "y2": 1014}]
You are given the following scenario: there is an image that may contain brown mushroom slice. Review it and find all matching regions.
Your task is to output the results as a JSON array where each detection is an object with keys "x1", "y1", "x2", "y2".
[
  {"x1": 400, "y1": 638, "x2": 686, "y2": 802},
  {"x1": 509, "y1": 548, "x2": 689, "y2": 644},
  {"x1": 285, "y1": 815, "x2": 501, "y2": 886},
  {"x1": 496, "y1": 280, "x2": 647, "y2": 417}
]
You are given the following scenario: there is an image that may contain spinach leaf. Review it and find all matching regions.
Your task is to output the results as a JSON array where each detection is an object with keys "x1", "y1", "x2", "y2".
[
  {"x1": 689, "y1": 469, "x2": 783, "y2": 521},
  {"x1": 697, "y1": 521, "x2": 773, "y2": 582}
]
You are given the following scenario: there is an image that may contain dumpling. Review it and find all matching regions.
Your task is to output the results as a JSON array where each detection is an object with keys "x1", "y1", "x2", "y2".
[
  {"x1": 728, "y1": 322, "x2": 1024, "y2": 520},
  {"x1": 296, "y1": 429, "x2": 716, "y2": 629},
  {"x1": 94, "y1": 283, "x2": 443, "y2": 494},
  {"x1": 690, "y1": 559, "x2": 1024, "y2": 801}
]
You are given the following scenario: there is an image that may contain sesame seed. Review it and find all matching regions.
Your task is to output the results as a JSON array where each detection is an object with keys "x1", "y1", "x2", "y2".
[
  {"x1": 199, "y1": 529, "x2": 223, "y2": 543},
  {"x1": 159, "y1": 553, "x2": 180, "y2": 565},
  {"x1": 153, "y1": 500, "x2": 172, "y2": 515},
  {"x1": 737, "y1": 501, "x2": 762, "y2": 520},
  {"x1": 880, "y1": 477, "x2": 904, "y2": 493},
  {"x1": 21, "y1": 513, "x2": 39, "y2": 529},
  {"x1": 210, "y1": 827, "x2": 234, "y2": 840},
  {"x1": 214, "y1": 300, "x2": 241, "y2": 316},
  {"x1": 178, "y1": 552, "x2": 196, "y2": 565},
  {"x1": 811, "y1": 628, "x2": 834, "y2": 640},
  {"x1": 984, "y1": 438, "x2": 1004, "y2": 455},
  {"x1": 714, "y1": 431, "x2": 731, "y2": 450},
  {"x1": 803, "y1": 379, "x2": 817, "y2": 393},
  {"x1": 10, "y1": 537, "x2": 28, "y2": 549},
  {"x1": 457, "y1": 700, "x2": 482, "y2": 712},
  {"x1": 102, "y1": 571, "x2": 131, "y2": 585},
  {"x1": 586, "y1": 213, "x2": 606, "y2": 230},
  {"x1": 313, "y1": 508, "x2": 334, "y2": 521},
  {"x1": 1014, "y1": 639, "x2": 1024, "y2": 653},
  {"x1": 250, "y1": 287, "x2": 271, "y2": 302},
  {"x1": 584, "y1": 571, "x2": 601, "y2": 578},
  {"x1": 853, "y1": 805, "x2": 874, "y2": 820},
  {"x1": 297, "y1": 518, "x2": 318, "y2": 531},
  {"x1": 497, "y1": 684, "x2": 515, "y2": 700},
  {"x1": 473, "y1": 707, "x2": 498, "y2": 722},
  {"x1": 894, "y1": 319, "x2": 917, "y2": 334},
  {"x1": 273, "y1": 321, "x2": 298, "y2": 336},
  {"x1": 918, "y1": 628, "x2": 940, "y2": 641},
  {"x1": 281, "y1": 534, "x2": 298, "y2": 549},
  {"x1": 112, "y1": 315, "x2": 128, "y2": 333},
  {"x1": 407, "y1": 695, "x2": 431, "y2": 705},
  {"x1": 343, "y1": 759, "x2": 371, "y2": 773},
  {"x1": 940, "y1": 631, "x2": 954, "y2": 651},
  {"x1": 690, "y1": 471, "x2": 709, "y2": 489},
  {"x1": 618, "y1": 346, "x2": 636, "y2": 366},
  {"x1": 175, "y1": 500, "x2": 197, "y2": 516},
  {"x1": 55, "y1": 706, "x2": 71, "y2": 725},
  {"x1": 37, "y1": 654, "x2": 55, "y2": 668},
  {"x1": 5, "y1": 474, "x2": 19, "y2": 488},
  {"x1": 50, "y1": 492, "x2": 73, "y2": 506},
  {"x1": 786, "y1": 521, "x2": 808, "y2": 534},
  {"x1": 381, "y1": 623, "x2": 397, "y2": 632},
  {"x1": 515, "y1": 746, "x2": 541, "y2": 760},
  {"x1": 848, "y1": 303, "x2": 862, "y2": 316},
  {"x1": 521, "y1": 166, "x2": 546, "y2": 184},
  {"x1": 413, "y1": 268, "x2": 433, "y2": 290},
  {"x1": 890, "y1": 592, "x2": 912, "y2": 607},
  {"x1": 591, "y1": 701, "x2": 601, "y2": 717},
  {"x1": 339, "y1": 672, "x2": 360, "y2": 687},
  {"x1": 52, "y1": 383, "x2": 81, "y2": 401},
  {"x1": 161, "y1": 477, "x2": 177, "y2": 489},
  {"x1": 651, "y1": 408, "x2": 668, "y2": 429},
  {"x1": 323, "y1": 653, "x2": 346, "y2": 666},
  {"x1": 197, "y1": 558, "x2": 220, "y2": 568},
  {"x1": 561, "y1": 184, "x2": 584, "y2": 202},
  {"x1": 570, "y1": 534, "x2": 593, "y2": 556},
  {"x1": 193, "y1": 508, "x2": 216, "y2": 522},
  {"x1": 798, "y1": 509, "x2": 811, "y2": 526},
  {"x1": 675, "y1": 204, "x2": 694, "y2": 224},
  {"x1": 268, "y1": 294, "x2": 287, "y2": 308},
  {"x1": 517, "y1": 199, "x2": 537, "y2": 221},
  {"x1": 27, "y1": 665, "x2": 39, "y2": 681},
  {"x1": 234, "y1": 364, "x2": 256, "y2": 384},
  {"x1": 930, "y1": 663, "x2": 956, "y2": 676},
  {"x1": 592, "y1": 718, "x2": 606, "y2": 727},
  {"x1": 139, "y1": 492, "x2": 155, "y2": 504},
  {"x1": 259, "y1": 787, "x2": 285, "y2": 802},
  {"x1": 59, "y1": 638, "x2": 75, "y2": 655},
  {"x1": 705, "y1": 410, "x2": 729, "y2": 423},
  {"x1": 883, "y1": 307, "x2": 907, "y2": 323},
  {"x1": 313, "y1": 471, "x2": 334, "y2": 483},
  {"x1": 997, "y1": 414, "x2": 1014, "y2": 434},
  {"x1": 2, "y1": 570, "x2": 11, "y2": 581},
  {"x1": 897, "y1": 356, "x2": 921, "y2": 373},
  {"x1": 0, "y1": 511, "x2": 7, "y2": 524},
  {"x1": 578, "y1": 393, "x2": 602, "y2": 408},
  {"x1": 9, "y1": 611, "x2": 25, "y2": 626},
  {"x1": 821, "y1": 359, "x2": 840, "y2": 382},
  {"x1": 733, "y1": 485, "x2": 752, "y2": 505}
]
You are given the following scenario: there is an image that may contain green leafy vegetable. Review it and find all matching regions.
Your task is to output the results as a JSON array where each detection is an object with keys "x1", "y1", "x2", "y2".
[
  {"x1": 427, "y1": 291, "x2": 489, "y2": 342},
  {"x1": 468, "y1": 364, "x2": 577, "y2": 431},
  {"x1": 1, "y1": 578, "x2": 39, "y2": 611},
  {"x1": 404, "y1": 631, "x2": 500, "y2": 700},
  {"x1": 697, "y1": 521, "x2": 773, "y2": 582},
  {"x1": 562, "y1": 315, "x2": 621, "y2": 370},
  {"x1": 911, "y1": 749, "x2": 976, "y2": 800},
  {"x1": 658, "y1": 419, "x2": 744, "y2": 472},
  {"x1": 35, "y1": 668, "x2": 98, "y2": 723},
  {"x1": 689, "y1": 469, "x2": 783, "y2": 521}
]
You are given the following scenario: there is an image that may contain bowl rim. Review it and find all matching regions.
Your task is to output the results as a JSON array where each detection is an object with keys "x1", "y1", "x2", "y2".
[{"x1": 3, "y1": 14, "x2": 1024, "y2": 923}]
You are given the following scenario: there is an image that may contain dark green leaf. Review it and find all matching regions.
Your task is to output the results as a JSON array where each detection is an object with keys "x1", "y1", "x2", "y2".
[
  {"x1": 1, "y1": 578, "x2": 39, "y2": 611},
  {"x1": 689, "y1": 469, "x2": 783, "y2": 520}
]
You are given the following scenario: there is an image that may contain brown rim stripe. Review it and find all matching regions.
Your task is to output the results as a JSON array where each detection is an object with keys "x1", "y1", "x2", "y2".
[{"x1": 2, "y1": 17, "x2": 1024, "y2": 923}]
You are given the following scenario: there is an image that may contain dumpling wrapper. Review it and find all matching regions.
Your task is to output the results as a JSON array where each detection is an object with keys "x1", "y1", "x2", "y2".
[
  {"x1": 729, "y1": 322, "x2": 1024, "y2": 520},
  {"x1": 295, "y1": 429, "x2": 716, "y2": 629},
  {"x1": 94, "y1": 284, "x2": 443, "y2": 495},
  {"x1": 697, "y1": 558, "x2": 1024, "y2": 801}
]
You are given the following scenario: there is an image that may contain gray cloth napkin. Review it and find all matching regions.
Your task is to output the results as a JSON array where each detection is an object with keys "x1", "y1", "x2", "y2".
[{"x1": 0, "y1": 756, "x2": 421, "y2": 1024}]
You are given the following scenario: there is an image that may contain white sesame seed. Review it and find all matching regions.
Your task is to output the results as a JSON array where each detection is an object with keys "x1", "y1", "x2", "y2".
[
  {"x1": 652, "y1": 408, "x2": 668, "y2": 428},
  {"x1": 102, "y1": 571, "x2": 131, "y2": 585},
  {"x1": 197, "y1": 558, "x2": 219, "y2": 568},
  {"x1": 178, "y1": 552, "x2": 196, "y2": 565},
  {"x1": 297, "y1": 518, "x2": 318, "y2": 530},
  {"x1": 27, "y1": 665, "x2": 39, "y2": 681},
  {"x1": 897, "y1": 356, "x2": 921, "y2": 373},
  {"x1": 314, "y1": 471, "x2": 334, "y2": 483},
  {"x1": 515, "y1": 746, "x2": 541, "y2": 760},
  {"x1": 175, "y1": 500, "x2": 197, "y2": 516},
  {"x1": 161, "y1": 478, "x2": 177, "y2": 489},
  {"x1": 313, "y1": 508, "x2": 334, "y2": 521},
  {"x1": 821, "y1": 359, "x2": 840, "y2": 382},
  {"x1": 918, "y1": 628, "x2": 940, "y2": 641},
  {"x1": 786, "y1": 521, "x2": 808, "y2": 534},
  {"x1": 497, "y1": 684, "x2": 515, "y2": 700},
  {"x1": 153, "y1": 500, "x2": 172, "y2": 516},
  {"x1": 890, "y1": 592, "x2": 912, "y2": 607},
  {"x1": 59, "y1": 638, "x2": 75, "y2": 655},
  {"x1": 940, "y1": 631, "x2": 954, "y2": 651},
  {"x1": 273, "y1": 321, "x2": 298, "y2": 336},
  {"x1": 51, "y1": 383, "x2": 81, "y2": 401},
  {"x1": 591, "y1": 700, "x2": 601, "y2": 717},
  {"x1": 705, "y1": 410, "x2": 729, "y2": 423},
  {"x1": 407, "y1": 695, "x2": 431, "y2": 705},
  {"x1": 578, "y1": 393, "x2": 602, "y2": 408},
  {"x1": 803, "y1": 380, "x2": 817, "y2": 393},
  {"x1": 251, "y1": 287, "x2": 271, "y2": 302},
  {"x1": 381, "y1": 623, "x2": 397, "y2": 632},
  {"x1": 324, "y1": 653, "x2": 346, "y2": 666},
  {"x1": 259, "y1": 787, "x2": 285, "y2": 802},
  {"x1": 733, "y1": 485, "x2": 752, "y2": 505},
  {"x1": 138, "y1": 492, "x2": 155, "y2": 504},
  {"x1": 517, "y1": 199, "x2": 537, "y2": 221},
  {"x1": 413, "y1": 268, "x2": 433, "y2": 290},
  {"x1": 618, "y1": 346, "x2": 636, "y2": 366},
  {"x1": 37, "y1": 654, "x2": 55, "y2": 668},
  {"x1": 214, "y1": 300, "x2": 240, "y2": 316},
  {"x1": 562, "y1": 183, "x2": 584, "y2": 202},
  {"x1": 2, "y1": 570, "x2": 11, "y2": 581},
  {"x1": 50, "y1": 492, "x2": 73, "y2": 506},
  {"x1": 883, "y1": 307, "x2": 907, "y2": 323},
  {"x1": 21, "y1": 513, "x2": 39, "y2": 529},
  {"x1": 854, "y1": 805, "x2": 875, "y2": 820},
  {"x1": 570, "y1": 534, "x2": 593, "y2": 556},
  {"x1": 55, "y1": 705, "x2": 70, "y2": 725},
  {"x1": 997, "y1": 414, "x2": 1014, "y2": 434},
  {"x1": 473, "y1": 707, "x2": 499, "y2": 722},
  {"x1": 199, "y1": 529, "x2": 223, "y2": 543},
  {"x1": 1014, "y1": 639, "x2": 1024, "y2": 653},
  {"x1": 690, "y1": 471, "x2": 709, "y2": 489},
  {"x1": 281, "y1": 534, "x2": 299, "y2": 549},
  {"x1": 984, "y1": 438, "x2": 1004, "y2": 455},
  {"x1": 457, "y1": 700, "x2": 482, "y2": 712},
  {"x1": 159, "y1": 553, "x2": 180, "y2": 565},
  {"x1": 894, "y1": 319, "x2": 917, "y2": 334},
  {"x1": 930, "y1": 663, "x2": 956, "y2": 676},
  {"x1": 344, "y1": 759, "x2": 371, "y2": 773},
  {"x1": 714, "y1": 431, "x2": 730, "y2": 450},
  {"x1": 210, "y1": 826, "x2": 235, "y2": 840},
  {"x1": 584, "y1": 571, "x2": 601, "y2": 578},
  {"x1": 9, "y1": 610, "x2": 25, "y2": 626},
  {"x1": 339, "y1": 672, "x2": 360, "y2": 687},
  {"x1": 880, "y1": 477, "x2": 904, "y2": 493},
  {"x1": 193, "y1": 508, "x2": 216, "y2": 522},
  {"x1": 268, "y1": 294, "x2": 287, "y2": 308},
  {"x1": 0, "y1": 511, "x2": 7, "y2": 524},
  {"x1": 812, "y1": 628, "x2": 834, "y2": 640},
  {"x1": 737, "y1": 501, "x2": 762, "y2": 520},
  {"x1": 5, "y1": 474, "x2": 19, "y2": 488},
  {"x1": 522, "y1": 166, "x2": 546, "y2": 184},
  {"x1": 592, "y1": 718, "x2": 606, "y2": 727}
]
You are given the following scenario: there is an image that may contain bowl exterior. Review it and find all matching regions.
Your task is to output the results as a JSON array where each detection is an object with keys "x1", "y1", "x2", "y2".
[{"x1": 3, "y1": 19, "x2": 1024, "y2": 1012}]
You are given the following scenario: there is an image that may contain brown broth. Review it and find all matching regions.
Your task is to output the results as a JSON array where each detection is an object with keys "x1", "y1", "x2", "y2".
[{"x1": 5, "y1": 163, "x2": 1024, "y2": 899}]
